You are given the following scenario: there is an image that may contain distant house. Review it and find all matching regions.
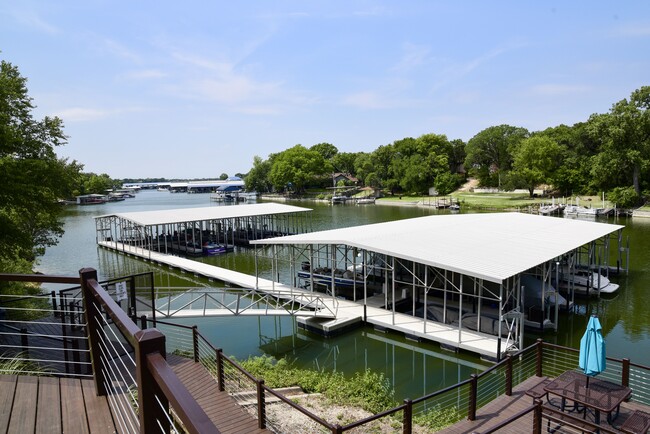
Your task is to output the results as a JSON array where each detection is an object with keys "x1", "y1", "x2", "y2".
[{"x1": 332, "y1": 173, "x2": 359, "y2": 186}]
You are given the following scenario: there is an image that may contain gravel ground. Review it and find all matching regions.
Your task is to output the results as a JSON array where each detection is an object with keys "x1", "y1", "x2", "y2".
[{"x1": 264, "y1": 394, "x2": 432, "y2": 434}]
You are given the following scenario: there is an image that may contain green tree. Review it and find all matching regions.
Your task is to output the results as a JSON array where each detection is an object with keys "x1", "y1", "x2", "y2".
[
  {"x1": 465, "y1": 125, "x2": 529, "y2": 188},
  {"x1": 269, "y1": 145, "x2": 330, "y2": 193},
  {"x1": 510, "y1": 136, "x2": 562, "y2": 197},
  {"x1": 0, "y1": 58, "x2": 82, "y2": 263},
  {"x1": 331, "y1": 151, "x2": 359, "y2": 175},
  {"x1": 219, "y1": 173, "x2": 228, "y2": 180},
  {"x1": 587, "y1": 86, "x2": 650, "y2": 196},
  {"x1": 309, "y1": 142, "x2": 338, "y2": 161},
  {"x1": 245, "y1": 155, "x2": 273, "y2": 193}
]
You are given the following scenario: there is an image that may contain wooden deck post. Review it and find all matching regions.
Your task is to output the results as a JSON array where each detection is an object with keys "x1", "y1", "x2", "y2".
[
  {"x1": 134, "y1": 328, "x2": 170, "y2": 434},
  {"x1": 257, "y1": 379, "x2": 266, "y2": 429},
  {"x1": 622, "y1": 358, "x2": 630, "y2": 387},
  {"x1": 468, "y1": 374, "x2": 478, "y2": 421},
  {"x1": 79, "y1": 267, "x2": 107, "y2": 396},
  {"x1": 403, "y1": 399, "x2": 413, "y2": 434},
  {"x1": 536, "y1": 338, "x2": 543, "y2": 377},
  {"x1": 192, "y1": 325, "x2": 199, "y2": 362},
  {"x1": 216, "y1": 348, "x2": 225, "y2": 391},
  {"x1": 505, "y1": 354, "x2": 513, "y2": 396},
  {"x1": 532, "y1": 399, "x2": 542, "y2": 434}
]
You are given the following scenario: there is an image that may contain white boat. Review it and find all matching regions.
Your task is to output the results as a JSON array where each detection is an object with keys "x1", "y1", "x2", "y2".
[
  {"x1": 355, "y1": 197, "x2": 376, "y2": 205},
  {"x1": 520, "y1": 274, "x2": 570, "y2": 330},
  {"x1": 564, "y1": 205, "x2": 599, "y2": 217},
  {"x1": 448, "y1": 203, "x2": 460, "y2": 211},
  {"x1": 556, "y1": 266, "x2": 619, "y2": 296}
]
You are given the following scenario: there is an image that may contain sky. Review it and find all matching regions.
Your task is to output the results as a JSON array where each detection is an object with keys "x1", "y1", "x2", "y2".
[{"x1": 1, "y1": 1, "x2": 649, "y2": 179}]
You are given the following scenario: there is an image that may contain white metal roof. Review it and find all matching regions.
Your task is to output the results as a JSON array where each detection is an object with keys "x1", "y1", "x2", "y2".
[
  {"x1": 95, "y1": 203, "x2": 312, "y2": 226},
  {"x1": 251, "y1": 212, "x2": 624, "y2": 284}
]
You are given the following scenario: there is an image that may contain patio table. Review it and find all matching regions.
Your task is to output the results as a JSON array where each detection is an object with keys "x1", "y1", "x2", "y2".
[{"x1": 544, "y1": 370, "x2": 632, "y2": 425}]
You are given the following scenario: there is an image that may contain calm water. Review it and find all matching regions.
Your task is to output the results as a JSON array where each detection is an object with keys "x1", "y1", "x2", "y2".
[{"x1": 37, "y1": 191, "x2": 650, "y2": 400}]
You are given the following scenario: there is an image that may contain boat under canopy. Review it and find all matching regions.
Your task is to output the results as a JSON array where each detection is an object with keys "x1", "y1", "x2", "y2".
[{"x1": 251, "y1": 212, "x2": 627, "y2": 360}]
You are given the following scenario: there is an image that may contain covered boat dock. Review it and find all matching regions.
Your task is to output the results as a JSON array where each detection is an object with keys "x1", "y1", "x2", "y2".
[
  {"x1": 251, "y1": 213, "x2": 626, "y2": 360},
  {"x1": 95, "y1": 203, "x2": 312, "y2": 259}
]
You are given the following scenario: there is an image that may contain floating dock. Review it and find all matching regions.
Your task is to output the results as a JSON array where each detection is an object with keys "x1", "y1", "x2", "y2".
[{"x1": 98, "y1": 240, "x2": 504, "y2": 359}]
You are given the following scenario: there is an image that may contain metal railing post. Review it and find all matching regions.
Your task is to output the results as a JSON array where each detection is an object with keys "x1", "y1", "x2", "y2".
[
  {"x1": 257, "y1": 379, "x2": 266, "y2": 429},
  {"x1": 403, "y1": 399, "x2": 412, "y2": 434},
  {"x1": 79, "y1": 267, "x2": 107, "y2": 395},
  {"x1": 20, "y1": 328, "x2": 29, "y2": 357},
  {"x1": 506, "y1": 354, "x2": 513, "y2": 396},
  {"x1": 468, "y1": 374, "x2": 477, "y2": 421},
  {"x1": 51, "y1": 291, "x2": 58, "y2": 316},
  {"x1": 140, "y1": 315, "x2": 147, "y2": 329},
  {"x1": 216, "y1": 348, "x2": 225, "y2": 391},
  {"x1": 134, "y1": 328, "x2": 170, "y2": 434},
  {"x1": 192, "y1": 325, "x2": 199, "y2": 362}
]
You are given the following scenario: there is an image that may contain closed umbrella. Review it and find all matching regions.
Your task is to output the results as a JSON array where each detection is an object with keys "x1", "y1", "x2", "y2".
[{"x1": 579, "y1": 315, "x2": 606, "y2": 387}]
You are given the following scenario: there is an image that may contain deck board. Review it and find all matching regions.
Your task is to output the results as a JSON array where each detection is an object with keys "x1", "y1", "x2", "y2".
[
  {"x1": 0, "y1": 375, "x2": 17, "y2": 429},
  {"x1": 8, "y1": 375, "x2": 38, "y2": 434},
  {"x1": 35, "y1": 376, "x2": 62, "y2": 434}
]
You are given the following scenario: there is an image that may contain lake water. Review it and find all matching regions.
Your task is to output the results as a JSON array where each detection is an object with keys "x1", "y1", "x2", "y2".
[{"x1": 37, "y1": 190, "x2": 650, "y2": 401}]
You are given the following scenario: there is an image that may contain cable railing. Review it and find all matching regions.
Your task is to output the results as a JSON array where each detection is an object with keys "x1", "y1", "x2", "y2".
[{"x1": 4, "y1": 269, "x2": 650, "y2": 433}]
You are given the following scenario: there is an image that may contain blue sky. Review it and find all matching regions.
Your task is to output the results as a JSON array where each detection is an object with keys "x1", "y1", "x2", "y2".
[{"x1": 1, "y1": 1, "x2": 649, "y2": 179}]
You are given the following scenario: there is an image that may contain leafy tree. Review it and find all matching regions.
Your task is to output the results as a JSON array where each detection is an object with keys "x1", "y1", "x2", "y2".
[
  {"x1": 245, "y1": 155, "x2": 273, "y2": 193},
  {"x1": 465, "y1": 125, "x2": 529, "y2": 188},
  {"x1": 608, "y1": 186, "x2": 641, "y2": 208},
  {"x1": 331, "y1": 151, "x2": 359, "y2": 175},
  {"x1": 268, "y1": 145, "x2": 330, "y2": 193},
  {"x1": 219, "y1": 173, "x2": 228, "y2": 180},
  {"x1": 448, "y1": 138, "x2": 467, "y2": 174},
  {"x1": 309, "y1": 142, "x2": 338, "y2": 161},
  {"x1": 510, "y1": 136, "x2": 562, "y2": 197},
  {"x1": 0, "y1": 58, "x2": 82, "y2": 263},
  {"x1": 587, "y1": 86, "x2": 650, "y2": 196}
]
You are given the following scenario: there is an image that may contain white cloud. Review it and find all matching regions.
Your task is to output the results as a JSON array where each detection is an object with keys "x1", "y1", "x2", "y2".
[
  {"x1": 120, "y1": 69, "x2": 168, "y2": 80},
  {"x1": 530, "y1": 84, "x2": 590, "y2": 96},
  {"x1": 103, "y1": 38, "x2": 142, "y2": 63},
  {"x1": 391, "y1": 43, "x2": 431, "y2": 73},
  {"x1": 614, "y1": 23, "x2": 650, "y2": 37},
  {"x1": 56, "y1": 106, "x2": 143, "y2": 122},
  {"x1": 342, "y1": 91, "x2": 392, "y2": 109},
  {"x1": 11, "y1": 7, "x2": 59, "y2": 34}
]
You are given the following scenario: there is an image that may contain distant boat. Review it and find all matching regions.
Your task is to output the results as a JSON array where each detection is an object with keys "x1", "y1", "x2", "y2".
[
  {"x1": 355, "y1": 197, "x2": 376, "y2": 205},
  {"x1": 448, "y1": 203, "x2": 460, "y2": 211},
  {"x1": 202, "y1": 242, "x2": 227, "y2": 255},
  {"x1": 76, "y1": 194, "x2": 107, "y2": 205}
]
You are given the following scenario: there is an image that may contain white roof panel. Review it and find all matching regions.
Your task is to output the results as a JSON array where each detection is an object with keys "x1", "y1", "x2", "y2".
[
  {"x1": 252, "y1": 212, "x2": 624, "y2": 283},
  {"x1": 96, "y1": 203, "x2": 311, "y2": 226}
]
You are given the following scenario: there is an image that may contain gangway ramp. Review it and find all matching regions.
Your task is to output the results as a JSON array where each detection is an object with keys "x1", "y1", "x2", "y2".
[{"x1": 137, "y1": 286, "x2": 338, "y2": 320}]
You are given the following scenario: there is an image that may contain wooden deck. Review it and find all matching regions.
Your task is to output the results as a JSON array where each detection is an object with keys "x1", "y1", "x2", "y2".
[
  {"x1": 167, "y1": 354, "x2": 269, "y2": 433},
  {"x1": 0, "y1": 375, "x2": 116, "y2": 433},
  {"x1": 438, "y1": 376, "x2": 650, "y2": 433}
]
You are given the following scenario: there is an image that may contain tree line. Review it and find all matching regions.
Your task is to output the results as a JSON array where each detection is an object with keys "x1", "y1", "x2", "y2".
[{"x1": 244, "y1": 86, "x2": 650, "y2": 209}]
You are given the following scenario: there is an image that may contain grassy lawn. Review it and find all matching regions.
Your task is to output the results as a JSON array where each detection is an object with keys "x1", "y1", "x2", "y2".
[{"x1": 378, "y1": 192, "x2": 614, "y2": 211}]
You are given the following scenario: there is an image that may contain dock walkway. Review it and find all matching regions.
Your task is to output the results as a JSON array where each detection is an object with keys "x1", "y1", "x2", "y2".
[{"x1": 99, "y1": 241, "x2": 503, "y2": 359}]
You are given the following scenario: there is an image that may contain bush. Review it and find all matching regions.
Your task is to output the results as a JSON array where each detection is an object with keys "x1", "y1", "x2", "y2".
[
  {"x1": 608, "y1": 186, "x2": 641, "y2": 208},
  {"x1": 239, "y1": 356, "x2": 396, "y2": 413}
]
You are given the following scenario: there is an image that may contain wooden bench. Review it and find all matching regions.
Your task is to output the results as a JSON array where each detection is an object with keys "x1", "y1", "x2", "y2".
[
  {"x1": 620, "y1": 410, "x2": 650, "y2": 434},
  {"x1": 542, "y1": 402, "x2": 599, "y2": 434}
]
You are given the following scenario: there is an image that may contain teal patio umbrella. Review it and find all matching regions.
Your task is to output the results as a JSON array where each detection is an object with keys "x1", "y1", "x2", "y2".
[{"x1": 579, "y1": 315, "x2": 606, "y2": 386}]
